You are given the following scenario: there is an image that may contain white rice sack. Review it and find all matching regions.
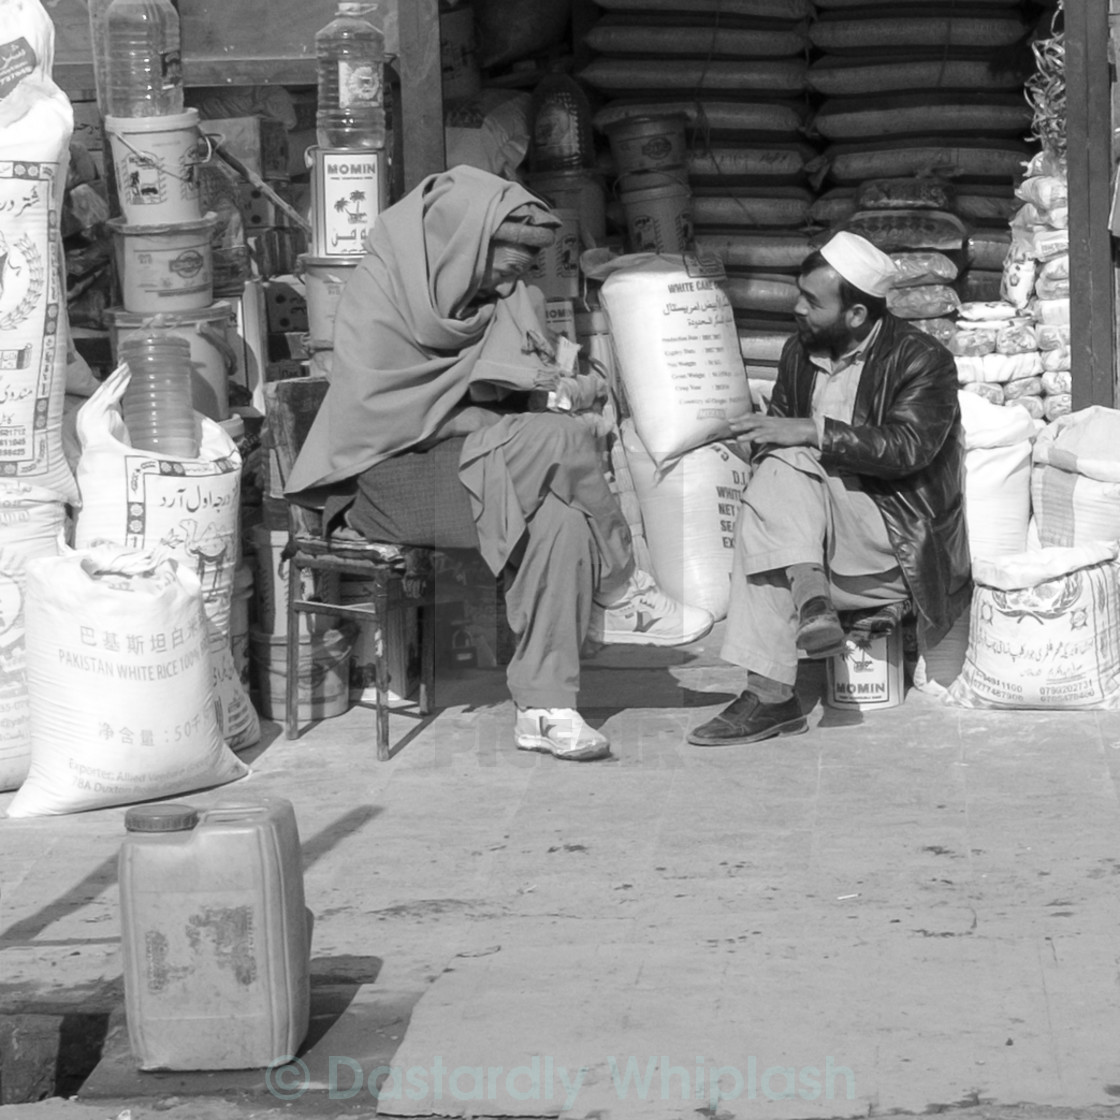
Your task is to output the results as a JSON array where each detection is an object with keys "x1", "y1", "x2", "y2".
[
  {"x1": 1016, "y1": 173, "x2": 1067, "y2": 212},
  {"x1": 1040, "y1": 347, "x2": 1071, "y2": 372},
  {"x1": 948, "y1": 330, "x2": 995, "y2": 358},
  {"x1": 1031, "y1": 406, "x2": 1120, "y2": 547},
  {"x1": 1003, "y1": 375, "x2": 1043, "y2": 400},
  {"x1": 0, "y1": 483, "x2": 64, "y2": 791},
  {"x1": 1035, "y1": 275, "x2": 1070, "y2": 301},
  {"x1": 1041, "y1": 369, "x2": 1071, "y2": 395},
  {"x1": 0, "y1": 0, "x2": 77, "y2": 503},
  {"x1": 1039, "y1": 255, "x2": 1069, "y2": 281},
  {"x1": 994, "y1": 320, "x2": 1037, "y2": 355},
  {"x1": 6, "y1": 546, "x2": 248, "y2": 817},
  {"x1": 958, "y1": 391, "x2": 1033, "y2": 560},
  {"x1": 1006, "y1": 396, "x2": 1045, "y2": 420},
  {"x1": 955, "y1": 351, "x2": 1043, "y2": 385},
  {"x1": 961, "y1": 382, "x2": 1005, "y2": 405},
  {"x1": 72, "y1": 367, "x2": 260, "y2": 750},
  {"x1": 595, "y1": 254, "x2": 752, "y2": 466},
  {"x1": 1043, "y1": 393, "x2": 1072, "y2": 422},
  {"x1": 622, "y1": 420, "x2": 745, "y2": 620},
  {"x1": 1036, "y1": 324, "x2": 1070, "y2": 350},
  {"x1": 947, "y1": 542, "x2": 1120, "y2": 710},
  {"x1": 887, "y1": 284, "x2": 960, "y2": 320},
  {"x1": 910, "y1": 318, "x2": 958, "y2": 346},
  {"x1": 1031, "y1": 229, "x2": 1069, "y2": 262},
  {"x1": 959, "y1": 300, "x2": 1019, "y2": 321}
]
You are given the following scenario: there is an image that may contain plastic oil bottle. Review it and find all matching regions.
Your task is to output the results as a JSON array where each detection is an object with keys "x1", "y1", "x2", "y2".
[
  {"x1": 315, "y1": 1, "x2": 387, "y2": 150},
  {"x1": 118, "y1": 798, "x2": 313, "y2": 1070},
  {"x1": 95, "y1": 0, "x2": 184, "y2": 118}
]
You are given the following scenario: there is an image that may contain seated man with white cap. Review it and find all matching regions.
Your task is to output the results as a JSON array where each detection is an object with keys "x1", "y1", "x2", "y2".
[{"x1": 689, "y1": 230, "x2": 971, "y2": 746}]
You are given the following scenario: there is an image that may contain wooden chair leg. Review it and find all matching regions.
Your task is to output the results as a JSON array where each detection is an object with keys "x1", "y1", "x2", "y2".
[
  {"x1": 419, "y1": 600, "x2": 436, "y2": 717},
  {"x1": 285, "y1": 557, "x2": 303, "y2": 740},
  {"x1": 374, "y1": 590, "x2": 391, "y2": 760}
]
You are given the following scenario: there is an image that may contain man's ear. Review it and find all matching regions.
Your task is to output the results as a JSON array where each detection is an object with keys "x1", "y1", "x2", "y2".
[{"x1": 845, "y1": 303, "x2": 869, "y2": 331}]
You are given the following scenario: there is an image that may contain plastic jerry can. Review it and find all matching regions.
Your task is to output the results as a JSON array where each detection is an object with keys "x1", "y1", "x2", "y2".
[{"x1": 118, "y1": 798, "x2": 313, "y2": 1070}]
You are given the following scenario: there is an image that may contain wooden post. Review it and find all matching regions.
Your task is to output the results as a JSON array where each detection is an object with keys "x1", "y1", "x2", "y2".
[
  {"x1": 1066, "y1": 0, "x2": 1114, "y2": 406},
  {"x1": 396, "y1": 0, "x2": 446, "y2": 191}
]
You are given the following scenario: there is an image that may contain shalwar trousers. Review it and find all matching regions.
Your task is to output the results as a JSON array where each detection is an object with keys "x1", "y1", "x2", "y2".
[
  {"x1": 722, "y1": 447, "x2": 909, "y2": 687},
  {"x1": 348, "y1": 413, "x2": 635, "y2": 709}
]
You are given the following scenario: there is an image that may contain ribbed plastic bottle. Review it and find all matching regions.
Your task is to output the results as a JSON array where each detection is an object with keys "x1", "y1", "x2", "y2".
[
  {"x1": 316, "y1": 1, "x2": 387, "y2": 149},
  {"x1": 118, "y1": 799, "x2": 312, "y2": 1070},
  {"x1": 119, "y1": 332, "x2": 200, "y2": 459},
  {"x1": 96, "y1": 0, "x2": 183, "y2": 118},
  {"x1": 529, "y1": 67, "x2": 596, "y2": 174}
]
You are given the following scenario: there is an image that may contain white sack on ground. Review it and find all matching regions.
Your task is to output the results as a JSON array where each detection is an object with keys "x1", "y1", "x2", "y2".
[
  {"x1": 622, "y1": 421, "x2": 747, "y2": 619},
  {"x1": 948, "y1": 542, "x2": 1120, "y2": 711},
  {"x1": 0, "y1": 484, "x2": 64, "y2": 791},
  {"x1": 6, "y1": 546, "x2": 248, "y2": 817},
  {"x1": 72, "y1": 367, "x2": 260, "y2": 749}
]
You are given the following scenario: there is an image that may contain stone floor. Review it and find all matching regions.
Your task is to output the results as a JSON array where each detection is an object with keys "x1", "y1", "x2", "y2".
[{"x1": 4, "y1": 622, "x2": 1120, "y2": 1120}]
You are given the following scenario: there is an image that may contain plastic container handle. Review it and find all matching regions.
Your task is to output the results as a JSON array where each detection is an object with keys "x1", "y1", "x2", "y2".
[{"x1": 195, "y1": 322, "x2": 239, "y2": 376}]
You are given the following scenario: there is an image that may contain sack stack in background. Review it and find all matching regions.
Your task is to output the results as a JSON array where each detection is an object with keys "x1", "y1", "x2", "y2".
[
  {"x1": 581, "y1": 0, "x2": 817, "y2": 336},
  {"x1": 808, "y1": 2, "x2": 1034, "y2": 201}
]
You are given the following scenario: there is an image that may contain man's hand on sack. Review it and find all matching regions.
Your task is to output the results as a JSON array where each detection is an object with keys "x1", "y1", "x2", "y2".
[{"x1": 728, "y1": 414, "x2": 819, "y2": 449}]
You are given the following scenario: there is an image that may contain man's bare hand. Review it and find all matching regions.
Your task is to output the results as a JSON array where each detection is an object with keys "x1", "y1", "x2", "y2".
[{"x1": 727, "y1": 414, "x2": 819, "y2": 448}]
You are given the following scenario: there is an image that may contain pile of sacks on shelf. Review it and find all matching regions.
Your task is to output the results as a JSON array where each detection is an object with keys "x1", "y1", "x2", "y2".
[{"x1": 916, "y1": 153, "x2": 1070, "y2": 424}]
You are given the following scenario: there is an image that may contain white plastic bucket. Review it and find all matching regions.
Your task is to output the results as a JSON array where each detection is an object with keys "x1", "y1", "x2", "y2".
[
  {"x1": 525, "y1": 206, "x2": 580, "y2": 300},
  {"x1": 527, "y1": 169, "x2": 607, "y2": 242},
  {"x1": 105, "y1": 300, "x2": 238, "y2": 421},
  {"x1": 299, "y1": 254, "x2": 361, "y2": 347},
  {"x1": 826, "y1": 627, "x2": 905, "y2": 711},
  {"x1": 105, "y1": 109, "x2": 208, "y2": 224},
  {"x1": 250, "y1": 627, "x2": 354, "y2": 722},
  {"x1": 604, "y1": 113, "x2": 688, "y2": 175},
  {"x1": 109, "y1": 214, "x2": 217, "y2": 313},
  {"x1": 618, "y1": 171, "x2": 693, "y2": 254}
]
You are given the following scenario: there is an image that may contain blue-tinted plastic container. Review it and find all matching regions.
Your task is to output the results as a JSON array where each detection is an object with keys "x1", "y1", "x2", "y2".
[{"x1": 118, "y1": 798, "x2": 312, "y2": 1070}]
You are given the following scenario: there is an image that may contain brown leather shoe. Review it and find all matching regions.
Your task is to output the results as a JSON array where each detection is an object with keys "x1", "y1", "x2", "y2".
[
  {"x1": 795, "y1": 595, "x2": 845, "y2": 658},
  {"x1": 688, "y1": 692, "x2": 807, "y2": 746}
]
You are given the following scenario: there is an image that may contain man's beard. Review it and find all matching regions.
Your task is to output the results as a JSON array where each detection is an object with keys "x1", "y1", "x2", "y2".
[{"x1": 796, "y1": 317, "x2": 852, "y2": 354}]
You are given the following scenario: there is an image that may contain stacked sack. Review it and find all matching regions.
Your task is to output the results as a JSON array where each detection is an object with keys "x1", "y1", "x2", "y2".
[
  {"x1": 581, "y1": 0, "x2": 818, "y2": 333},
  {"x1": 1001, "y1": 150, "x2": 1071, "y2": 424},
  {"x1": 0, "y1": 0, "x2": 80, "y2": 794},
  {"x1": 807, "y1": 0, "x2": 1034, "y2": 230}
]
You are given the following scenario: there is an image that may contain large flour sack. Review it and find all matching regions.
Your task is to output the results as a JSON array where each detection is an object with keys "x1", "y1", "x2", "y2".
[
  {"x1": 595, "y1": 254, "x2": 752, "y2": 466},
  {"x1": 948, "y1": 543, "x2": 1120, "y2": 711},
  {"x1": 622, "y1": 420, "x2": 747, "y2": 619},
  {"x1": 6, "y1": 547, "x2": 248, "y2": 817},
  {"x1": 0, "y1": 0, "x2": 78, "y2": 502},
  {"x1": 958, "y1": 390, "x2": 1034, "y2": 561},
  {"x1": 72, "y1": 371, "x2": 260, "y2": 749},
  {"x1": 0, "y1": 483, "x2": 64, "y2": 791}
]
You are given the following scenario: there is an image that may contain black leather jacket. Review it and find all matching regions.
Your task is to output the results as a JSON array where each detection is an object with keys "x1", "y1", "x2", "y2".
[{"x1": 769, "y1": 312, "x2": 971, "y2": 645}]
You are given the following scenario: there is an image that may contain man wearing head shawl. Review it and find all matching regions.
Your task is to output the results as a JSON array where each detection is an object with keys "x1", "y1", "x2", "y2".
[
  {"x1": 689, "y1": 231, "x2": 970, "y2": 747},
  {"x1": 287, "y1": 166, "x2": 712, "y2": 762}
]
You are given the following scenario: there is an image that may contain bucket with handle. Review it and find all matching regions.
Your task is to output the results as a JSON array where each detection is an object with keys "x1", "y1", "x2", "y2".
[
  {"x1": 617, "y1": 169, "x2": 693, "y2": 254},
  {"x1": 604, "y1": 113, "x2": 689, "y2": 176},
  {"x1": 104, "y1": 109, "x2": 211, "y2": 224},
  {"x1": 826, "y1": 627, "x2": 905, "y2": 711}
]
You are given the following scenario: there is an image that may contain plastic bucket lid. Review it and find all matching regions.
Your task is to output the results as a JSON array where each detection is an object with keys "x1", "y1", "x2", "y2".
[
  {"x1": 104, "y1": 108, "x2": 202, "y2": 133},
  {"x1": 105, "y1": 300, "x2": 234, "y2": 329},
  {"x1": 107, "y1": 214, "x2": 218, "y2": 237}
]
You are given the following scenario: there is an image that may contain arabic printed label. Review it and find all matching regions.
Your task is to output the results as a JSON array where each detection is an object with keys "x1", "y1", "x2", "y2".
[
  {"x1": 600, "y1": 263, "x2": 752, "y2": 466},
  {"x1": 311, "y1": 149, "x2": 384, "y2": 258},
  {"x1": 0, "y1": 161, "x2": 60, "y2": 477},
  {"x1": 0, "y1": 38, "x2": 37, "y2": 102}
]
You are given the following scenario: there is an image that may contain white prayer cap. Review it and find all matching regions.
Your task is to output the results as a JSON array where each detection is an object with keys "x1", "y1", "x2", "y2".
[{"x1": 819, "y1": 230, "x2": 897, "y2": 298}]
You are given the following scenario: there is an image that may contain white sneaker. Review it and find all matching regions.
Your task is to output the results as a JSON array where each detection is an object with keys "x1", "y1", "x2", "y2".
[
  {"x1": 515, "y1": 707, "x2": 611, "y2": 762},
  {"x1": 589, "y1": 569, "x2": 714, "y2": 647}
]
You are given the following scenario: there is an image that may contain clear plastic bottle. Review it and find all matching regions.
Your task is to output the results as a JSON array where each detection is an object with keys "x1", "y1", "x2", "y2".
[
  {"x1": 529, "y1": 67, "x2": 596, "y2": 174},
  {"x1": 316, "y1": 1, "x2": 387, "y2": 150},
  {"x1": 120, "y1": 332, "x2": 200, "y2": 459},
  {"x1": 98, "y1": 0, "x2": 183, "y2": 118}
]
